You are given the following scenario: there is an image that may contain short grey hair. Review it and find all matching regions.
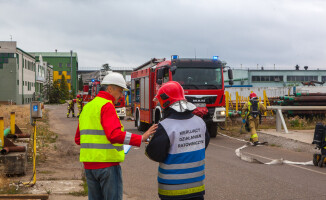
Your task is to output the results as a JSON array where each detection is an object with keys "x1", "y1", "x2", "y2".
[
  {"x1": 99, "y1": 85, "x2": 109, "y2": 91},
  {"x1": 100, "y1": 84, "x2": 121, "y2": 92}
]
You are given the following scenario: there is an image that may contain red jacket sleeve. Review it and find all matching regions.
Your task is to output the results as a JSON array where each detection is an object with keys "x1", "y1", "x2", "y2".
[
  {"x1": 75, "y1": 123, "x2": 80, "y2": 145},
  {"x1": 101, "y1": 102, "x2": 142, "y2": 147}
]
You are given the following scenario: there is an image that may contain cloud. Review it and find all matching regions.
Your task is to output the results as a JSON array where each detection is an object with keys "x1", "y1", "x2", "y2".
[{"x1": 0, "y1": 0, "x2": 325, "y2": 69}]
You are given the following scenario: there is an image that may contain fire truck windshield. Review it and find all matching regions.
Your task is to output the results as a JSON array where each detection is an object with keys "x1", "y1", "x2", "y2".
[{"x1": 172, "y1": 67, "x2": 222, "y2": 89}]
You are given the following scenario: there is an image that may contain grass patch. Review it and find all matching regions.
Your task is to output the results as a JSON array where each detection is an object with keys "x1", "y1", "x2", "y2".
[
  {"x1": 0, "y1": 176, "x2": 23, "y2": 194},
  {"x1": 39, "y1": 170, "x2": 54, "y2": 174},
  {"x1": 270, "y1": 144, "x2": 281, "y2": 147},
  {"x1": 69, "y1": 174, "x2": 88, "y2": 196}
]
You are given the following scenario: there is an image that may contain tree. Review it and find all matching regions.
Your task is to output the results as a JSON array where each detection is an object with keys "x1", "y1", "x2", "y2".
[
  {"x1": 70, "y1": 88, "x2": 76, "y2": 100},
  {"x1": 78, "y1": 76, "x2": 84, "y2": 92},
  {"x1": 49, "y1": 80, "x2": 62, "y2": 103},
  {"x1": 102, "y1": 63, "x2": 111, "y2": 71},
  {"x1": 60, "y1": 75, "x2": 69, "y2": 100}
]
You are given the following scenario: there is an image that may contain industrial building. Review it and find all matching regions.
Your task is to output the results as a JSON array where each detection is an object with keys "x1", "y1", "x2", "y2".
[
  {"x1": 0, "y1": 41, "x2": 36, "y2": 104},
  {"x1": 78, "y1": 66, "x2": 133, "y2": 85},
  {"x1": 35, "y1": 55, "x2": 53, "y2": 102},
  {"x1": 0, "y1": 41, "x2": 54, "y2": 104},
  {"x1": 30, "y1": 51, "x2": 78, "y2": 94},
  {"x1": 223, "y1": 67, "x2": 326, "y2": 98},
  {"x1": 224, "y1": 67, "x2": 326, "y2": 87}
]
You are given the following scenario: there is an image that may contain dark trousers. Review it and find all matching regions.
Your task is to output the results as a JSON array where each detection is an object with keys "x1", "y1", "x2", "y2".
[{"x1": 85, "y1": 165, "x2": 122, "y2": 200}]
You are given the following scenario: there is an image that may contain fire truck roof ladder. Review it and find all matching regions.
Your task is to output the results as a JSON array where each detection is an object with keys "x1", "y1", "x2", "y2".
[{"x1": 134, "y1": 58, "x2": 166, "y2": 71}]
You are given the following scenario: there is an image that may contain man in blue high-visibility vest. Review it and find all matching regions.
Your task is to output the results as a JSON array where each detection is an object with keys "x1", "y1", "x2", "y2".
[{"x1": 146, "y1": 81, "x2": 210, "y2": 200}]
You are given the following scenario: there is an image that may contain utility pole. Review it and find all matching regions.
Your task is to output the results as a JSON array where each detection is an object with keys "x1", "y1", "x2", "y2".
[{"x1": 70, "y1": 50, "x2": 73, "y2": 94}]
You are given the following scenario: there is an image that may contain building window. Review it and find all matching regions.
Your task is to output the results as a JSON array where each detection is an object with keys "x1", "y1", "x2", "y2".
[
  {"x1": 59, "y1": 63, "x2": 62, "y2": 67},
  {"x1": 287, "y1": 76, "x2": 318, "y2": 82},
  {"x1": 252, "y1": 76, "x2": 283, "y2": 82},
  {"x1": 17, "y1": 80, "x2": 19, "y2": 86},
  {"x1": 67, "y1": 71, "x2": 71, "y2": 76},
  {"x1": 67, "y1": 63, "x2": 71, "y2": 67},
  {"x1": 322, "y1": 76, "x2": 326, "y2": 82},
  {"x1": 59, "y1": 71, "x2": 62, "y2": 75},
  {"x1": 67, "y1": 79, "x2": 71, "y2": 83}
]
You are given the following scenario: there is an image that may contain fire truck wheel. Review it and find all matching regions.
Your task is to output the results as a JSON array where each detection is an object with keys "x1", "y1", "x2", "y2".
[
  {"x1": 207, "y1": 122, "x2": 218, "y2": 138},
  {"x1": 136, "y1": 111, "x2": 147, "y2": 131},
  {"x1": 119, "y1": 117, "x2": 125, "y2": 120}
]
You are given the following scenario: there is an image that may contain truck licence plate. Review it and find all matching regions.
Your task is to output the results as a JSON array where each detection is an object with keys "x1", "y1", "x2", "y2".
[{"x1": 194, "y1": 103, "x2": 206, "y2": 108}]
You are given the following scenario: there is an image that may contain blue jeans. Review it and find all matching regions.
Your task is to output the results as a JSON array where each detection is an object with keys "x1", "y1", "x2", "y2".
[{"x1": 85, "y1": 165, "x2": 122, "y2": 200}]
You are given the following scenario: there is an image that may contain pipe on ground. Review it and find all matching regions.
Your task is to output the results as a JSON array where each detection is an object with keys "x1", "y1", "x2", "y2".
[{"x1": 1, "y1": 146, "x2": 26, "y2": 155}]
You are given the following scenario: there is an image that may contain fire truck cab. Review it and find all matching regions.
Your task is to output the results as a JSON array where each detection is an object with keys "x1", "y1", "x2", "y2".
[{"x1": 131, "y1": 56, "x2": 233, "y2": 137}]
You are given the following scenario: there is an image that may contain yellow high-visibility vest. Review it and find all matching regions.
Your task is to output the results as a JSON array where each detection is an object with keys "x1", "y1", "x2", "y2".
[{"x1": 79, "y1": 96, "x2": 125, "y2": 162}]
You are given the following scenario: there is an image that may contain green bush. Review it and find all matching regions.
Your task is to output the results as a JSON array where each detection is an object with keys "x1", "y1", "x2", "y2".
[
  {"x1": 289, "y1": 116, "x2": 306, "y2": 128},
  {"x1": 59, "y1": 99, "x2": 66, "y2": 104}
]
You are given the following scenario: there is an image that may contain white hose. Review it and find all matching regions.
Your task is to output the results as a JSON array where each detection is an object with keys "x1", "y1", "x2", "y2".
[{"x1": 235, "y1": 145, "x2": 313, "y2": 165}]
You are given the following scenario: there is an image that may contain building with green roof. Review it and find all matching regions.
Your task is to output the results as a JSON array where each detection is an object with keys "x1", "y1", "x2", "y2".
[{"x1": 30, "y1": 50, "x2": 78, "y2": 95}]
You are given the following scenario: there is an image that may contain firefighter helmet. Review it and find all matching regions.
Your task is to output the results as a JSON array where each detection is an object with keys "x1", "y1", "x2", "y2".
[
  {"x1": 250, "y1": 92, "x2": 257, "y2": 99},
  {"x1": 77, "y1": 94, "x2": 81, "y2": 98},
  {"x1": 154, "y1": 81, "x2": 196, "y2": 112},
  {"x1": 101, "y1": 72, "x2": 128, "y2": 89}
]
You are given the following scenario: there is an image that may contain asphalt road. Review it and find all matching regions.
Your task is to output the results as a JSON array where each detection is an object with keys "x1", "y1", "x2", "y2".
[{"x1": 121, "y1": 119, "x2": 326, "y2": 200}]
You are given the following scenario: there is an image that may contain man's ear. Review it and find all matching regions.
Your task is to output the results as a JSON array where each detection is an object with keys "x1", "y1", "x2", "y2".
[{"x1": 106, "y1": 85, "x2": 112, "y2": 93}]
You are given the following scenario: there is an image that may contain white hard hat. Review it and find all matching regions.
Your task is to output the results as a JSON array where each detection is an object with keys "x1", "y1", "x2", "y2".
[{"x1": 101, "y1": 72, "x2": 127, "y2": 89}]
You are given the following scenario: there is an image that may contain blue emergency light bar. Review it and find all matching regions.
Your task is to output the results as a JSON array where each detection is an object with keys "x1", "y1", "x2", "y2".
[
  {"x1": 171, "y1": 55, "x2": 179, "y2": 60},
  {"x1": 213, "y1": 56, "x2": 219, "y2": 60},
  {"x1": 91, "y1": 79, "x2": 95, "y2": 82}
]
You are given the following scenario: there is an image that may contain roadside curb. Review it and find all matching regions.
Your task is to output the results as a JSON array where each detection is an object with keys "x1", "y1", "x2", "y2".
[{"x1": 258, "y1": 131, "x2": 319, "y2": 154}]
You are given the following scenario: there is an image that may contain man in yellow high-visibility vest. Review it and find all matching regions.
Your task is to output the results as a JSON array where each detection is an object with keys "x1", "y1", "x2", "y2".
[{"x1": 75, "y1": 72, "x2": 157, "y2": 200}]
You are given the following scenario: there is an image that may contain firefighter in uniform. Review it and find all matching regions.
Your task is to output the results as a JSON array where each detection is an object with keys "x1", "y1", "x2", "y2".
[
  {"x1": 67, "y1": 99, "x2": 76, "y2": 118},
  {"x1": 241, "y1": 92, "x2": 266, "y2": 145},
  {"x1": 76, "y1": 94, "x2": 83, "y2": 118},
  {"x1": 146, "y1": 81, "x2": 210, "y2": 200}
]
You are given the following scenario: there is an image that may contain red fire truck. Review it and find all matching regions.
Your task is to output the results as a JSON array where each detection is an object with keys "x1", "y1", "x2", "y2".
[
  {"x1": 131, "y1": 56, "x2": 233, "y2": 137},
  {"x1": 81, "y1": 79, "x2": 127, "y2": 119}
]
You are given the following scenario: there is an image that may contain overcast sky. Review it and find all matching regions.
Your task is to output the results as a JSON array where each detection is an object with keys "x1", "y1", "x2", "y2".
[{"x1": 1, "y1": 0, "x2": 325, "y2": 70}]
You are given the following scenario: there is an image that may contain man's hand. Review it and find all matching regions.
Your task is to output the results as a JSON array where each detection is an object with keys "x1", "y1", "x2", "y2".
[{"x1": 142, "y1": 124, "x2": 158, "y2": 142}]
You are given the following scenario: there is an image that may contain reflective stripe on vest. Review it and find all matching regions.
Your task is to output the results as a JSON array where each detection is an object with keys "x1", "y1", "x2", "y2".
[
  {"x1": 158, "y1": 115, "x2": 206, "y2": 197},
  {"x1": 79, "y1": 96, "x2": 125, "y2": 163}
]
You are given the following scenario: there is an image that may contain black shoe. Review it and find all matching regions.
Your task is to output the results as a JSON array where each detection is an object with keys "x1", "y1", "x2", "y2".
[{"x1": 253, "y1": 141, "x2": 259, "y2": 146}]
